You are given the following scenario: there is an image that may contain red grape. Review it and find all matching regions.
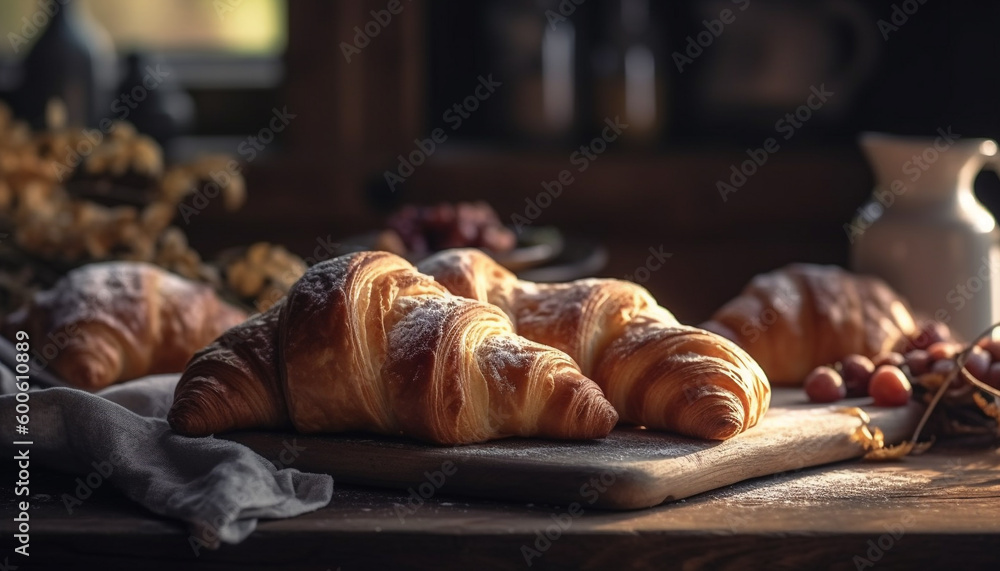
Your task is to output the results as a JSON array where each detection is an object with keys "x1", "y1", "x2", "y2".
[
  {"x1": 805, "y1": 366, "x2": 846, "y2": 403},
  {"x1": 927, "y1": 342, "x2": 960, "y2": 362},
  {"x1": 977, "y1": 337, "x2": 1000, "y2": 362},
  {"x1": 869, "y1": 365, "x2": 913, "y2": 407},
  {"x1": 904, "y1": 349, "x2": 931, "y2": 376},
  {"x1": 908, "y1": 322, "x2": 952, "y2": 350},
  {"x1": 989, "y1": 362, "x2": 1000, "y2": 390},
  {"x1": 873, "y1": 352, "x2": 905, "y2": 368},
  {"x1": 962, "y1": 346, "x2": 991, "y2": 384},
  {"x1": 840, "y1": 354, "x2": 875, "y2": 398},
  {"x1": 385, "y1": 201, "x2": 516, "y2": 255},
  {"x1": 931, "y1": 358, "x2": 958, "y2": 377}
]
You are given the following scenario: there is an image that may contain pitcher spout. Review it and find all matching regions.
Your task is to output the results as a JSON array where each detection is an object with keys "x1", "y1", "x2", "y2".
[{"x1": 860, "y1": 131, "x2": 998, "y2": 204}]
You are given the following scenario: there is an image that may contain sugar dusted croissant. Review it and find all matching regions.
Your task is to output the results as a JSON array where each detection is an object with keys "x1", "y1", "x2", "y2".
[
  {"x1": 168, "y1": 251, "x2": 618, "y2": 445},
  {"x1": 701, "y1": 264, "x2": 919, "y2": 386},
  {"x1": 2, "y1": 262, "x2": 247, "y2": 389},
  {"x1": 417, "y1": 249, "x2": 770, "y2": 440}
]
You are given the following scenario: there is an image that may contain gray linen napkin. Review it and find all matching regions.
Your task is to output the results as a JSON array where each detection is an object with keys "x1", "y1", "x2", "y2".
[{"x1": 1, "y1": 371, "x2": 333, "y2": 550}]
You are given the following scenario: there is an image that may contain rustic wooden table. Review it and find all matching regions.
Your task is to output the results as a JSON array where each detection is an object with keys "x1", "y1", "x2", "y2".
[{"x1": 4, "y1": 442, "x2": 998, "y2": 570}]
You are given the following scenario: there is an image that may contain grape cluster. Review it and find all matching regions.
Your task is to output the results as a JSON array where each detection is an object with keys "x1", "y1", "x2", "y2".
[
  {"x1": 385, "y1": 201, "x2": 516, "y2": 257},
  {"x1": 804, "y1": 322, "x2": 1000, "y2": 407}
]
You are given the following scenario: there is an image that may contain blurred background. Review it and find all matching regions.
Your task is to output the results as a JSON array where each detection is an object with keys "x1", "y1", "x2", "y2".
[{"x1": 2, "y1": 0, "x2": 1000, "y2": 322}]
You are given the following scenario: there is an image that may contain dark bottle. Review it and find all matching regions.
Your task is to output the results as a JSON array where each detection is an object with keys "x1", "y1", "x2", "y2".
[
  {"x1": 114, "y1": 52, "x2": 194, "y2": 148},
  {"x1": 486, "y1": 0, "x2": 580, "y2": 145},
  {"x1": 591, "y1": 0, "x2": 666, "y2": 146},
  {"x1": 13, "y1": 2, "x2": 116, "y2": 128}
]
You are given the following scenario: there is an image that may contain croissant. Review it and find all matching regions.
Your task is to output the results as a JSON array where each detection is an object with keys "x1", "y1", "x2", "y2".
[
  {"x1": 168, "y1": 251, "x2": 618, "y2": 445},
  {"x1": 2, "y1": 262, "x2": 247, "y2": 389},
  {"x1": 701, "y1": 264, "x2": 919, "y2": 386},
  {"x1": 417, "y1": 249, "x2": 770, "y2": 440}
]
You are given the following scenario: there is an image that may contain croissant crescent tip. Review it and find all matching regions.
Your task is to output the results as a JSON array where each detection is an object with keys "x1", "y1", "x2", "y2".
[
  {"x1": 689, "y1": 402, "x2": 746, "y2": 441},
  {"x1": 541, "y1": 372, "x2": 619, "y2": 440},
  {"x1": 168, "y1": 375, "x2": 229, "y2": 436},
  {"x1": 167, "y1": 407, "x2": 203, "y2": 437},
  {"x1": 168, "y1": 392, "x2": 211, "y2": 436},
  {"x1": 595, "y1": 400, "x2": 619, "y2": 438},
  {"x1": 574, "y1": 395, "x2": 619, "y2": 439}
]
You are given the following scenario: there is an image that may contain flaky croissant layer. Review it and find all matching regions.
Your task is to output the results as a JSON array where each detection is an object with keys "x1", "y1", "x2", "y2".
[
  {"x1": 418, "y1": 249, "x2": 771, "y2": 440},
  {"x1": 169, "y1": 251, "x2": 618, "y2": 445}
]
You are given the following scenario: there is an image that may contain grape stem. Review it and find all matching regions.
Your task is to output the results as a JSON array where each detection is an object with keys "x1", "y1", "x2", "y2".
[{"x1": 908, "y1": 322, "x2": 1000, "y2": 448}]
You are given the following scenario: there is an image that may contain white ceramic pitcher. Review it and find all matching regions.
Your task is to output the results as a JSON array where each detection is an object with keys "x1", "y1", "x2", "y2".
[{"x1": 851, "y1": 131, "x2": 1000, "y2": 341}]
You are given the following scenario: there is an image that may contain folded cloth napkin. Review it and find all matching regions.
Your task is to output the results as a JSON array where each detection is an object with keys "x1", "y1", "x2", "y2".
[{"x1": 0, "y1": 371, "x2": 333, "y2": 550}]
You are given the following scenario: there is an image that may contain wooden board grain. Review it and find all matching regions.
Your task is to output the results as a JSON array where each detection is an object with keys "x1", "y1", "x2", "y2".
[{"x1": 223, "y1": 390, "x2": 925, "y2": 510}]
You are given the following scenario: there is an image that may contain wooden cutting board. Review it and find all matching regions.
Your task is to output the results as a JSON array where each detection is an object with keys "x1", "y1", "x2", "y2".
[{"x1": 224, "y1": 390, "x2": 925, "y2": 510}]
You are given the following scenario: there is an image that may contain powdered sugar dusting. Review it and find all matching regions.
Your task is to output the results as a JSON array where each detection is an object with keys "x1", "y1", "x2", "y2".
[
  {"x1": 706, "y1": 464, "x2": 926, "y2": 505},
  {"x1": 477, "y1": 335, "x2": 531, "y2": 395},
  {"x1": 386, "y1": 295, "x2": 526, "y2": 379},
  {"x1": 385, "y1": 295, "x2": 457, "y2": 364}
]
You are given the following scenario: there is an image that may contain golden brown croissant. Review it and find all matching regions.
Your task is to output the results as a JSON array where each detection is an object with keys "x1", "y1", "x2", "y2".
[
  {"x1": 701, "y1": 264, "x2": 919, "y2": 386},
  {"x1": 2, "y1": 262, "x2": 247, "y2": 389},
  {"x1": 417, "y1": 249, "x2": 770, "y2": 440},
  {"x1": 168, "y1": 251, "x2": 618, "y2": 445}
]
